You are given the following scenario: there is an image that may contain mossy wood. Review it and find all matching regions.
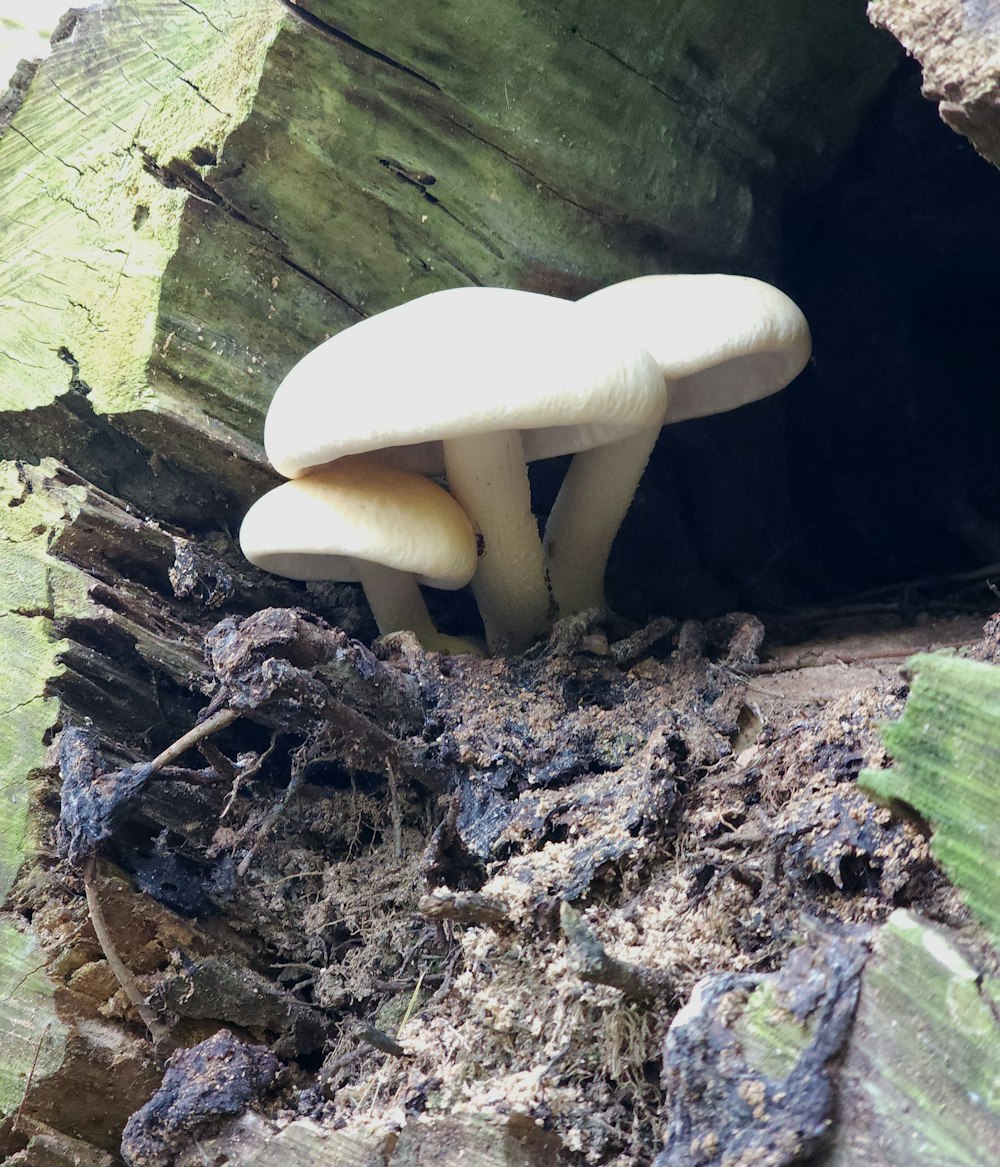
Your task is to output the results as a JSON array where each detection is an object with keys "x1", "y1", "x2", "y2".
[
  {"x1": 0, "y1": 0, "x2": 894, "y2": 523},
  {"x1": 860, "y1": 653, "x2": 1000, "y2": 948},
  {"x1": 820, "y1": 910, "x2": 1000, "y2": 1167},
  {"x1": 0, "y1": 0, "x2": 902, "y2": 1160}
]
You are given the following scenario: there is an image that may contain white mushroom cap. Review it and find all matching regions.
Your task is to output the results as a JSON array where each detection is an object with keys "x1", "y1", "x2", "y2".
[
  {"x1": 576, "y1": 274, "x2": 811, "y2": 423},
  {"x1": 542, "y1": 274, "x2": 811, "y2": 617},
  {"x1": 264, "y1": 286, "x2": 665, "y2": 478},
  {"x1": 239, "y1": 461, "x2": 476, "y2": 590},
  {"x1": 262, "y1": 286, "x2": 666, "y2": 654}
]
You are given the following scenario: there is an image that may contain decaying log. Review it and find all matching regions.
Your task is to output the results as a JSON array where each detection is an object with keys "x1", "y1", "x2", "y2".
[
  {"x1": 820, "y1": 910, "x2": 1000, "y2": 1167},
  {"x1": 6, "y1": 1, "x2": 999, "y2": 1164},
  {"x1": 0, "y1": 0, "x2": 896, "y2": 525},
  {"x1": 655, "y1": 932, "x2": 867, "y2": 1167},
  {"x1": 861, "y1": 652, "x2": 1000, "y2": 948},
  {"x1": 0, "y1": 459, "x2": 410, "y2": 1156},
  {"x1": 3, "y1": 451, "x2": 998, "y2": 1162}
]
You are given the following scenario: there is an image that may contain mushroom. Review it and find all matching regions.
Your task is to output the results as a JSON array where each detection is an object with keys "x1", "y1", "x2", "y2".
[
  {"x1": 542, "y1": 273, "x2": 812, "y2": 615},
  {"x1": 263, "y1": 286, "x2": 666, "y2": 654},
  {"x1": 239, "y1": 460, "x2": 480, "y2": 654}
]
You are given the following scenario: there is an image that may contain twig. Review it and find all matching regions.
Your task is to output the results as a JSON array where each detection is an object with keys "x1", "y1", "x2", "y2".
[
  {"x1": 610, "y1": 616, "x2": 679, "y2": 667},
  {"x1": 237, "y1": 768, "x2": 304, "y2": 878},
  {"x1": 752, "y1": 638, "x2": 979, "y2": 675},
  {"x1": 147, "y1": 707, "x2": 240, "y2": 772},
  {"x1": 399, "y1": 967, "x2": 427, "y2": 1030},
  {"x1": 198, "y1": 739, "x2": 238, "y2": 782},
  {"x1": 320, "y1": 1047, "x2": 364, "y2": 1090},
  {"x1": 560, "y1": 902, "x2": 675, "y2": 1003},
  {"x1": 418, "y1": 887, "x2": 511, "y2": 928},
  {"x1": 351, "y1": 1021, "x2": 410, "y2": 1058},
  {"x1": 386, "y1": 762, "x2": 403, "y2": 861},
  {"x1": 82, "y1": 857, "x2": 173, "y2": 1047},
  {"x1": 221, "y1": 732, "x2": 277, "y2": 821},
  {"x1": 846, "y1": 561, "x2": 1000, "y2": 602}
]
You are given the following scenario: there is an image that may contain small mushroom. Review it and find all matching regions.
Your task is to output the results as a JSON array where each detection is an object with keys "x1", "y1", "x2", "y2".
[
  {"x1": 239, "y1": 461, "x2": 480, "y2": 654},
  {"x1": 542, "y1": 274, "x2": 812, "y2": 615},
  {"x1": 263, "y1": 286, "x2": 665, "y2": 654}
]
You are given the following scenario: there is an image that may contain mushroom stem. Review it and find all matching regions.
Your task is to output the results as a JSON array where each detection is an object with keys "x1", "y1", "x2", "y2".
[
  {"x1": 357, "y1": 560, "x2": 441, "y2": 641},
  {"x1": 443, "y1": 430, "x2": 551, "y2": 654},
  {"x1": 542, "y1": 423, "x2": 662, "y2": 616},
  {"x1": 356, "y1": 562, "x2": 483, "y2": 656}
]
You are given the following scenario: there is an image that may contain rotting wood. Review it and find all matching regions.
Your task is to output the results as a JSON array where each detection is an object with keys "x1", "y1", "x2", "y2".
[
  {"x1": 861, "y1": 652, "x2": 1000, "y2": 947},
  {"x1": 870, "y1": 0, "x2": 1000, "y2": 170},
  {"x1": 0, "y1": 460, "x2": 412, "y2": 1156},
  {"x1": 418, "y1": 887, "x2": 512, "y2": 929},
  {"x1": 3, "y1": 451, "x2": 998, "y2": 1163},
  {"x1": 655, "y1": 932, "x2": 867, "y2": 1167},
  {"x1": 6, "y1": 1, "x2": 998, "y2": 1163}
]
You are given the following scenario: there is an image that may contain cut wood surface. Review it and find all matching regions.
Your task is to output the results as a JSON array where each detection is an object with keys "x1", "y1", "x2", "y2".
[
  {"x1": 0, "y1": 921, "x2": 67, "y2": 1124},
  {"x1": 0, "y1": 0, "x2": 895, "y2": 525}
]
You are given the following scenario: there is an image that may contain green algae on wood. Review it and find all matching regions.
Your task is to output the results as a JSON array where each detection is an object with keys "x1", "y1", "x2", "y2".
[
  {"x1": 0, "y1": 0, "x2": 288, "y2": 510},
  {"x1": 820, "y1": 910, "x2": 1000, "y2": 1167},
  {"x1": 732, "y1": 977, "x2": 820, "y2": 1082},
  {"x1": 0, "y1": 0, "x2": 282, "y2": 413},
  {"x1": 0, "y1": 460, "x2": 80, "y2": 902},
  {"x1": 0, "y1": 616, "x2": 61, "y2": 902},
  {"x1": 860, "y1": 653, "x2": 1000, "y2": 948},
  {"x1": 0, "y1": 918, "x2": 68, "y2": 1123}
]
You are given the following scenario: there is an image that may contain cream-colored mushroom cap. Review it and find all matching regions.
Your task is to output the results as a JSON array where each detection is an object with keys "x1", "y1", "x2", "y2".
[
  {"x1": 239, "y1": 461, "x2": 477, "y2": 589},
  {"x1": 263, "y1": 286, "x2": 666, "y2": 478},
  {"x1": 577, "y1": 274, "x2": 811, "y2": 423}
]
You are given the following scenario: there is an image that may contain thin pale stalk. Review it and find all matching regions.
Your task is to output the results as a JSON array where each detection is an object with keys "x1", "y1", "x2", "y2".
[
  {"x1": 443, "y1": 431, "x2": 550, "y2": 654},
  {"x1": 358, "y1": 561, "x2": 480, "y2": 655},
  {"x1": 543, "y1": 424, "x2": 661, "y2": 616}
]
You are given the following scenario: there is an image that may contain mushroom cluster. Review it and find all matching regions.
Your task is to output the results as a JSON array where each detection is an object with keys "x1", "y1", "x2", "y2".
[{"x1": 241, "y1": 276, "x2": 810, "y2": 655}]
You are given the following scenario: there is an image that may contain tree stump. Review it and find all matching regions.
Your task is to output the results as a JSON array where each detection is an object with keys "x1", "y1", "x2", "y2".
[{"x1": 11, "y1": 4, "x2": 996, "y2": 1165}]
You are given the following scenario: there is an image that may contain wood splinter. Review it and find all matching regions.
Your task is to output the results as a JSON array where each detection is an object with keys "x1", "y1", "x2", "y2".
[{"x1": 82, "y1": 857, "x2": 174, "y2": 1050}]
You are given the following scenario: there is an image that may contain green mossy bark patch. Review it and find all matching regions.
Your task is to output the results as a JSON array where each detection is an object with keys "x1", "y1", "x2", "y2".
[
  {"x1": 860, "y1": 653, "x2": 1000, "y2": 948},
  {"x1": 732, "y1": 977, "x2": 818, "y2": 1081},
  {"x1": 0, "y1": 0, "x2": 281, "y2": 412},
  {"x1": 822, "y1": 910, "x2": 1000, "y2": 1167},
  {"x1": 0, "y1": 918, "x2": 68, "y2": 1122},
  {"x1": 0, "y1": 460, "x2": 95, "y2": 901},
  {"x1": 0, "y1": 0, "x2": 284, "y2": 500}
]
